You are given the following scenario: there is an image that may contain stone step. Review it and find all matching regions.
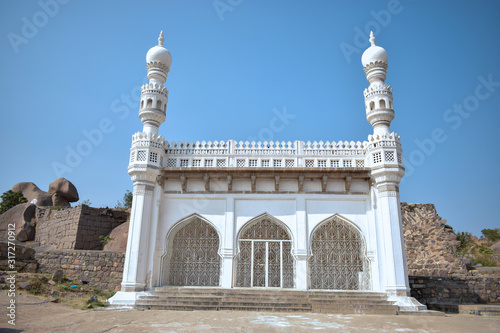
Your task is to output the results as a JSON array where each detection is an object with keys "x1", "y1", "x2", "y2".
[
  {"x1": 140, "y1": 295, "x2": 224, "y2": 301},
  {"x1": 136, "y1": 304, "x2": 219, "y2": 311},
  {"x1": 143, "y1": 295, "x2": 388, "y2": 304},
  {"x1": 135, "y1": 287, "x2": 400, "y2": 315},
  {"x1": 218, "y1": 305, "x2": 313, "y2": 312},
  {"x1": 138, "y1": 300, "x2": 222, "y2": 306},
  {"x1": 310, "y1": 299, "x2": 392, "y2": 305},
  {"x1": 314, "y1": 306, "x2": 398, "y2": 315}
]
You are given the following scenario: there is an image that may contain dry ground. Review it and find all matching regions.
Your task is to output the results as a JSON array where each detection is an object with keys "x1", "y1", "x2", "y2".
[{"x1": 1, "y1": 292, "x2": 499, "y2": 333}]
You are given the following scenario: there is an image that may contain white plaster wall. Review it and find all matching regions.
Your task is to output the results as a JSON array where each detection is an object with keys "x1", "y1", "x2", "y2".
[
  {"x1": 233, "y1": 179, "x2": 251, "y2": 192},
  {"x1": 280, "y1": 179, "x2": 298, "y2": 192},
  {"x1": 351, "y1": 179, "x2": 369, "y2": 193},
  {"x1": 210, "y1": 178, "x2": 227, "y2": 191},
  {"x1": 327, "y1": 179, "x2": 345, "y2": 192},
  {"x1": 164, "y1": 178, "x2": 182, "y2": 192},
  {"x1": 186, "y1": 179, "x2": 204, "y2": 192},
  {"x1": 303, "y1": 179, "x2": 321, "y2": 192},
  {"x1": 256, "y1": 178, "x2": 275, "y2": 192}
]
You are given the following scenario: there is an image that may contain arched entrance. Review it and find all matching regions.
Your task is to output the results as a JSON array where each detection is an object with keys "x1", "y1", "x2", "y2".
[
  {"x1": 235, "y1": 214, "x2": 294, "y2": 288},
  {"x1": 164, "y1": 216, "x2": 221, "y2": 286},
  {"x1": 309, "y1": 215, "x2": 371, "y2": 290}
]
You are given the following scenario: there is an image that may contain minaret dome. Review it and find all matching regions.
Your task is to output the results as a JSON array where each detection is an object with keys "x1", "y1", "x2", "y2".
[
  {"x1": 361, "y1": 31, "x2": 388, "y2": 68},
  {"x1": 146, "y1": 31, "x2": 172, "y2": 67}
]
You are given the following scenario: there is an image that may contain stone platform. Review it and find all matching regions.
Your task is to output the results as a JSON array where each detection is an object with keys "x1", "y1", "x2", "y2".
[{"x1": 135, "y1": 287, "x2": 400, "y2": 315}]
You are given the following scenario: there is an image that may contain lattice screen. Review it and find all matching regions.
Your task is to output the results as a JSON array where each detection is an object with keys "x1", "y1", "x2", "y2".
[
  {"x1": 309, "y1": 216, "x2": 371, "y2": 290},
  {"x1": 235, "y1": 217, "x2": 294, "y2": 288},
  {"x1": 165, "y1": 217, "x2": 221, "y2": 286}
]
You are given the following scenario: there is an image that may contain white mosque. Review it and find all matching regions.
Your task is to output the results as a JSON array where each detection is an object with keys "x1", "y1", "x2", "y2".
[{"x1": 109, "y1": 31, "x2": 424, "y2": 311}]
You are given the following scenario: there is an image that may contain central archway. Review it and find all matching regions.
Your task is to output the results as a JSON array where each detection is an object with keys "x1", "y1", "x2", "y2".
[
  {"x1": 163, "y1": 215, "x2": 221, "y2": 286},
  {"x1": 235, "y1": 214, "x2": 294, "y2": 288}
]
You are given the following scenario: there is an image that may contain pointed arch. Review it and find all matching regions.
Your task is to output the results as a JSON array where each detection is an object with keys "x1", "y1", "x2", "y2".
[
  {"x1": 236, "y1": 212, "x2": 293, "y2": 242},
  {"x1": 234, "y1": 213, "x2": 294, "y2": 288},
  {"x1": 161, "y1": 214, "x2": 221, "y2": 287},
  {"x1": 309, "y1": 214, "x2": 371, "y2": 290}
]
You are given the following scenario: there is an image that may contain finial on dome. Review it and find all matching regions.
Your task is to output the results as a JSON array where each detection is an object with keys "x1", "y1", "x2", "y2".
[
  {"x1": 158, "y1": 31, "x2": 164, "y2": 46},
  {"x1": 369, "y1": 31, "x2": 376, "y2": 47}
]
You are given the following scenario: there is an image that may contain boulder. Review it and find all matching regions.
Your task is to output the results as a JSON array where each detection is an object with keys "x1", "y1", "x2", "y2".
[
  {"x1": 103, "y1": 221, "x2": 129, "y2": 252},
  {"x1": 19, "y1": 282, "x2": 31, "y2": 290},
  {"x1": 0, "y1": 203, "x2": 30, "y2": 233},
  {"x1": 12, "y1": 182, "x2": 52, "y2": 206},
  {"x1": 0, "y1": 203, "x2": 36, "y2": 241},
  {"x1": 52, "y1": 269, "x2": 64, "y2": 283},
  {"x1": 492, "y1": 241, "x2": 500, "y2": 253},
  {"x1": 48, "y1": 178, "x2": 79, "y2": 203},
  {"x1": 88, "y1": 295, "x2": 98, "y2": 303}
]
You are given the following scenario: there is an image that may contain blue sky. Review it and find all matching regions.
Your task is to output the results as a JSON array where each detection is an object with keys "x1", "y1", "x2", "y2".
[{"x1": 1, "y1": 0, "x2": 499, "y2": 236}]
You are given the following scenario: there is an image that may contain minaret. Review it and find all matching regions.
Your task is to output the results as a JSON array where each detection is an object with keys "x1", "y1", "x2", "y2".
[
  {"x1": 362, "y1": 33, "x2": 424, "y2": 311},
  {"x1": 140, "y1": 31, "x2": 171, "y2": 135},
  {"x1": 118, "y1": 32, "x2": 172, "y2": 297},
  {"x1": 362, "y1": 31, "x2": 394, "y2": 136}
]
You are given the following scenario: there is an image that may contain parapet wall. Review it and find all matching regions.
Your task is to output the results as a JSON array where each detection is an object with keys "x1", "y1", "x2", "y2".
[{"x1": 35, "y1": 205, "x2": 128, "y2": 250}]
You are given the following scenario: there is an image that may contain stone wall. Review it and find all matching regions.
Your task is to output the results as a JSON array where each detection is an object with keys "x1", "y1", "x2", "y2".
[
  {"x1": 409, "y1": 275, "x2": 500, "y2": 312},
  {"x1": 35, "y1": 205, "x2": 128, "y2": 250},
  {"x1": 401, "y1": 203, "x2": 469, "y2": 276},
  {"x1": 75, "y1": 206, "x2": 128, "y2": 250},
  {"x1": 36, "y1": 206, "x2": 81, "y2": 249},
  {"x1": 35, "y1": 250, "x2": 124, "y2": 291},
  {"x1": 0, "y1": 242, "x2": 37, "y2": 273}
]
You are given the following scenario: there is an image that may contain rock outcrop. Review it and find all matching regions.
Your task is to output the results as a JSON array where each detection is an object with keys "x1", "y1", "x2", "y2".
[
  {"x1": 401, "y1": 202, "x2": 469, "y2": 276},
  {"x1": 0, "y1": 178, "x2": 80, "y2": 242},
  {"x1": 12, "y1": 178, "x2": 79, "y2": 207},
  {"x1": 103, "y1": 221, "x2": 129, "y2": 252},
  {"x1": 47, "y1": 178, "x2": 79, "y2": 206},
  {"x1": 12, "y1": 182, "x2": 52, "y2": 206}
]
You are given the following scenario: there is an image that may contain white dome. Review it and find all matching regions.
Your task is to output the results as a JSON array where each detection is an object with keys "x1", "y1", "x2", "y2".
[
  {"x1": 146, "y1": 45, "x2": 172, "y2": 67},
  {"x1": 361, "y1": 32, "x2": 387, "y2": 67},
  {"x1": 146, "y1": 31, "x2": 172, "y2": 67}
]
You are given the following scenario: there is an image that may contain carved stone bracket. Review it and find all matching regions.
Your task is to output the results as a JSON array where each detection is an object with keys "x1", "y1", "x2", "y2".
[
  {"x1": 156, "y1": 175, "x2": 164, "y2": 187},
  {"x1": 204, "y1": 174, "x2": 210, "y2": 192},
  {"x1": 345, "y1": 175, "x2": 352, "y2": 194},
  {"x1": 227, "y1": 175, "x2": 233, "y2": 193},
  {"x1": 251, "y1": 175, "x2": 256, "y2": 193},
  {"x1": 180, "y1": 175, "x2": 187, "y2": 193},
  {"x1": 298, "y1": 175, "x2": 304, "y2": 192},
  {"x1": 274, "y1": 174, "x2": 280, "y2": 192},
  {"x1": 321, "y1": 175, "x2": 328, "y2": 193}
]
